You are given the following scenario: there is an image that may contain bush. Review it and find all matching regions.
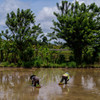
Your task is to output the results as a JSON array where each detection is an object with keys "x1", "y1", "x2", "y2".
[
  {"x1": 17, "y1": 60, "x2": 23, "y2": 67},
  {"x1": 34, "y1": 60, "x2": 42, "y2": 67},
  {"x1": 8, "y1": 63, "x2": 16, "y2": 67},
  {"x1": 67, "y1": 61, "x2": 77, "y2": 68},
  {"x1": 22, "y1": 61, "x2": 34, "y2": 68},
  {"x1": 58, "y1": 54, "x2": 66, "y2": 64},
  {"x1": 34, "y1": 56, "x2": 43, "y2": 67},
  {"x1": 69, "y1": 55, "x2": 74, "y2": 61},
  {"x1": 47, "y1": 63, "x2": 67, "y2": 68},
  {"x1": 60, "y1": 63, "x2": 67, "y2": 68},
  {"x1": 0, "y1": 61, "x2": 9, "y2": 67}
]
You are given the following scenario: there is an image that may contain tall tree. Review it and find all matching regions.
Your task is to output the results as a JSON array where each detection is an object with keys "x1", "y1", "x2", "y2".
[
  {"x1": 1, "y1": 29, "x2": 11, "y2": 61},
  {"x1": 51, "y1": 0, "x2": 100, "y2": 65},
  {"x1": 5, "y1": 8, "x2": 42, "y2": 62},
  {"x1": 0, "y1": 32, "x2": 3, "y2": 61}
]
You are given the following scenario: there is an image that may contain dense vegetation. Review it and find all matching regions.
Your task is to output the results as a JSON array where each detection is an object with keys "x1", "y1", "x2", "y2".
[{"x1": 0, "y1": 1, "x2": 100, "y2": 68}]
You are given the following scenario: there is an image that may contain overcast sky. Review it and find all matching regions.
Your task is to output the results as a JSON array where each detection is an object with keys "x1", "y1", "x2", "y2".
[{"x1": 0, "y1": 0, "x2": 100, "y2": 33}]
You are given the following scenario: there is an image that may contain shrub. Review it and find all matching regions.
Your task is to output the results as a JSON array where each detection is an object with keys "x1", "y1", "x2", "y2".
[
  {"x1": 22, "y1": 61, "x2": 34, "y2": 68},
  {"x1": 34, "y1": 60, "x2": 42, "y2": 68},
  {"x1": 17, "y1": 60, "x2": 23, "y2": 67},
  {"x1": 0, "y1": 61, "x2": 9, "y2": 67},
  {"x1": 60, "y1": 63, "x2": 67, "y2": 68},
  {"x1": 67, "y1": 61, "x2": 77, "y2": 68},
  {"x1": 58, "y1": 54, "x2": 66, "y2": 64},
  {"x1": 8, "y1": 63, "x2": 16, "y2": 67}
]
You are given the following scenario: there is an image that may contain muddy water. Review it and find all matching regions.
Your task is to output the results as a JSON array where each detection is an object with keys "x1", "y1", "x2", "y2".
[{"x1": 0, "y1": 68, "x2": 100, "y2": 100}]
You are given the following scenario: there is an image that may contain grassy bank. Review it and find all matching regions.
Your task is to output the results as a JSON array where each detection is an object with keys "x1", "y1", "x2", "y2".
[{"x1": 0, "y1": 61, "x2": 100, "y2": 68}]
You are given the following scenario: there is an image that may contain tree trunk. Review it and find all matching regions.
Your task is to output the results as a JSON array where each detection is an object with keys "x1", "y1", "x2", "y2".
[
  {"x1": 74, "y1": 48, "x2": 82, "y2": 65},
  {"x1": 1, "y1": 50, "x2": 3, "y2": 62}
]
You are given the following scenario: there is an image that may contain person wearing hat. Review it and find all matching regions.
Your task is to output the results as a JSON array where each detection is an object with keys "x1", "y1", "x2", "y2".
[{"x1": 60, "y1": 72, "x2": 70, "y2": 84}]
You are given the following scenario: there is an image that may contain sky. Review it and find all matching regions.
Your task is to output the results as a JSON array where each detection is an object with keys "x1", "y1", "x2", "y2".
[{"x1": 0, "y1": 0, "x2": 100, "y2": 34}]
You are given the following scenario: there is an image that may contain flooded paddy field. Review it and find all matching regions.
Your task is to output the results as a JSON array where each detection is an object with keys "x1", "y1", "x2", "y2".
[{"x1": 0, "y1": 68, "x2": 100, "y2": 100}]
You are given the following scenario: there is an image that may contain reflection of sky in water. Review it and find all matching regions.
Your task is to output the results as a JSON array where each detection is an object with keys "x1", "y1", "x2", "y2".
[
  {"x1": 0, "y1": 69, "x2": 100, "y2": 100},
  {"x1": 68, "y1": 76, "x2": 74, "y2": 86},
  {"x1": 38, "y1": 82, "x2": 62, "y2": 100},
  {"x1": 37, "y1": 76, "x2": 74, "y2": 100},
  {"x1": 81, "y1": 76, "x2": 96, "y2": 90},
  {"x1": 2, "y1": 75, "x2": 6, "y2": 83}
]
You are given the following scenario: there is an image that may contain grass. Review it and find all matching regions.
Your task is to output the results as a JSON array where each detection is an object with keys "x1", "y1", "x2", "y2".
[
  {"x1": 0, "y1": 62, "x2": 17, "y2": 67},
  {"x1": 0, "y1": 61, "x2": 100, "y2": 68},
  {"x1": 36, "y1": 84, "x2": 41, "y2": 88},
  {"x1": 58, "y1": 82, "x2": 64, "y2": 85}
]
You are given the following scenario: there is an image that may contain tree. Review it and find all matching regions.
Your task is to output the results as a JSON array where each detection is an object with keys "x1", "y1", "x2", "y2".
[
  {"x1": 0, "y1": 32, "x2": 3, "y2": 61},
  {"x1": 43, "y1": 36, "x2": 48, "y2": 44},
  {"x1": 92, "y1": 10, "x2": 100, "y2": 63},
  {"x1": 5, "y1": 8, "x2": 42, "y2": 63},
  {"x1": 51, "y1": 0, "x2": 100, "y2": 65}
]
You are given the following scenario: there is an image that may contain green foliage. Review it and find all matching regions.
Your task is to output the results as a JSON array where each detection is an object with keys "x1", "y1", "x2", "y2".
[
  {"x1": 58, "y1": 54, "x2": 66, "y2": 64},
  {"x1": 0, "y1": 62, "x2": 17, "y2": 67},
  {"x1": 8, "y1": 63, "x2": 16, "y2": 67},
  {"x1": 35, "y1": 47, "x2": 51, "y2": 67},
  {"x1": 5, "y1": 8, "x2": 42, "y2": 63},
  {"x1": 98, "y1": 53, "x2": 100, "y2": 57},
  {"x1": 60, "y1": 63, "x2": 67, "y2": 68},
  {"x1": 22, "y1": 47, "x2": 34, "y2": 62},
  {"x1": 34, "y1": 56, "x2": 43, "y2": 67},
  {"x1": 0, "y1": 61, "x2": 9, "y2": 67},
  {"x1": 69, "y1": 55, "x2": 74, "y2": 61},
  {"x1": 17, "y1": 59, "x2": 23, "y2": 67},
  {"x1": 42, "y1": 36, "x2": 48, "y2": 44},
  {"x1": 47, "y1": 63, "x2": 67, "y2": 68},
  {"x1": 92, "y1": 46, "x2": 100, "y2": 63},
  {"x1": 36, "y1": 84, "x2": 41, "y2": 88},
  {"x1": 51, "y1": 0, "x2": 100, "y2": 65},
  {"x1": 22, "y1": 61, "x2": 34, "y2": 68},
  {"x1": 0, "y1": 2, "x2": 100, "y2": 68},
  {"x1": 67, "y1": 61, "x2": 77, "y2": 68},
  {"x1": 83, "y1": 47, "x2": 94, "y2": 64}
]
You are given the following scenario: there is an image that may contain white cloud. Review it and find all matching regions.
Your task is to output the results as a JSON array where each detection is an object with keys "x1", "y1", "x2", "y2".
[
  {"x1": 36, "y1": 6, "x2": 58, "y2": 21},
  {"x1": 72, "y1": 0, "x2": 84, "y2": 4},
  {"x1": 36, "y1": 6, "x2": 58, "y2": 33},
  {"x1": 74, "y1": 0, "x2": 100, "y2": 6},
  {"x1": 81, "y1": 0, "x2": 100, "y2": 6},
  {"x1": 41, "y1": 21, "x2": 53, "y2": 31},
  {"x1": 1, "y1": 0, "x2": 100, "y2": 34},
  {"x1": 0, "y1": 0, "x2": 29, "y2": 28},
  {"x1": 36, "y1": 0, "x2": 100, "y2": 33},
  {"x1": 36, "y1": 0, "x2": 100, "y2": 34}
]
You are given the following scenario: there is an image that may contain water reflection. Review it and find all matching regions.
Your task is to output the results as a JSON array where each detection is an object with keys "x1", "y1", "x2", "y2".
[
  {"x1": 82, "y1": 76, "x2": 96, "y2": 90},
  {"x1": 0, "y1": 68, "x2": 100, "y2": 100},
  {"x1": 38, "y1": 82, "x2": 62, "y2": 100}
]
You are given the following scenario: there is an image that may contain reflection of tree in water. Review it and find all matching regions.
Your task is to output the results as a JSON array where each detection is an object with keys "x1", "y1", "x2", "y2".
[
  {"x1": 78, "y1": 69, "x2": 100, "y2": 94},
  {"x1": 37, "y1": 83, "x2": 71, "y2": 100},
  {"x1": 81, "y1": 75, "x2": 96, "y2": 90},
  {"x1": 37, "y1": 82, "x2": 62, "y2": 100},
  {"x1": 0, "y1": 70, "x2": 33, "y2": 100},
  {"x1": 0, "y1": 72, "x2": 29, "y2": 86},
  {"x1": 59, "y1": 84, "x2": 70, "y2": 95},
  {"x1": 0, "y1": 68, "x2": 100, "y2": 100},
  {"x1": 33, "y1": 68, "x2": 65, "y2": 86},
  {"x1": 32, "y1": 68, "x2": 74, "y2": 100},
  {"x1": 30, "y1": 86, "x2": 40, "y2": 100}
]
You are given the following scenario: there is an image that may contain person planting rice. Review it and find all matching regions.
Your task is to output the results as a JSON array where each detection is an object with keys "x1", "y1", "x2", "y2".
[
  {"x1": 30, "y1": 75, "x2": 40, "y2": 87},
  {"x1": 59, "y1": 72, "x2": 70, "y2": 84}
]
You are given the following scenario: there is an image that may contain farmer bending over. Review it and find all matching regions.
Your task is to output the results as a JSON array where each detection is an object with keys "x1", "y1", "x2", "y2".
[
  {"x1": 60, "y1": 72, "x2": 70, "y2": 84},
  {"x1": 30, "y1": 75, "x2": 40, "y2": 86}
]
